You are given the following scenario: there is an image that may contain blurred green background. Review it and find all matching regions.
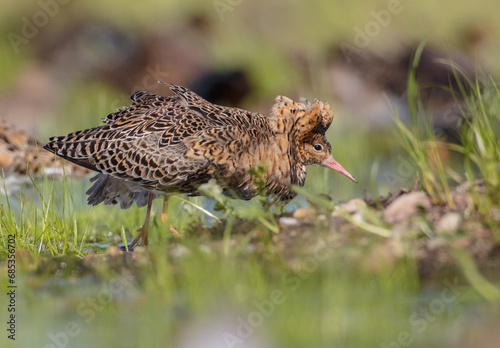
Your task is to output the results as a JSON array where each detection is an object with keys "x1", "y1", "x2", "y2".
[
  {"x1": 2, "y1": 0, "x2": 500, "y2": 199},
  {"x1": 1, "y1": 1, "x2": 500, "y2": 348}
]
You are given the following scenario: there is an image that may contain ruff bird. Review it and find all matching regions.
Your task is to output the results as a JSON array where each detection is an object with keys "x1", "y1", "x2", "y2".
[{"x1": 44, "y1": 83, "x2": 356, "y2": 247}]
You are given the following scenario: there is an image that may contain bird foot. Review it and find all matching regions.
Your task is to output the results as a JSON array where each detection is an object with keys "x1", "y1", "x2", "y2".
[
  {"x1": 128, "y1": 226, "x2": 149, "y2": 249},
  {"x1": 169, "y1": 225, "x2": 180, "y2": 238}
]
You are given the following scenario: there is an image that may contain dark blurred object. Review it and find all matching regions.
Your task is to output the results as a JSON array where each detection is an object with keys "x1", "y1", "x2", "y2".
[
  {"x1": 32, "y1": 16, "x2": 252, "y2": 105},
  {"x1": 2, "y1": 15, "x2": 254, "y2": 135},
  {"x1": 459, "y1": 22, "x2": 497, "y2": 72},
  {"x1": 190, "y1": 70, "x2": 251, "y2": 106},
  {"x1": 32, "y1": 15, "x2": 211, "y2": 94},
  {"x1": 0, "y1": 62, "x2": 60, "y2": 134},
  {"x1": 1, "y1": 21, "x2": 145, "y2": 134},
  {"x1": 35, "y1": 20, "x2": 143, "y2": 83},
  {"x1": 328, "y1": 43, "x2": 483, "y2": 142}
]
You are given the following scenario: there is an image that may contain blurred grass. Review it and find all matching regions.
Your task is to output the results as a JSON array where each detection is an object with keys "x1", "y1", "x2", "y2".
[
  {"x1": 5, "y1": 232, "x2": 480, "y2": 348},
  {"x1": 394, "y1": 43, "x2": 500, "y2": 216}
]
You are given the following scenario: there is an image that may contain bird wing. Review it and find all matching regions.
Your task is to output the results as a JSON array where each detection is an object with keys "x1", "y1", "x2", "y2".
[
  {"x1": 44, "y1": 84, "x2": 275, "y2": 196},
  {"x1": 44, "y1": 87, "x2": 268, "y2": 193}
]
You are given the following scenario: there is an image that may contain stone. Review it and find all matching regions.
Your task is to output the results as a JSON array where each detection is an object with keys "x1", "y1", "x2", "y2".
[
  {"x1": 452, "y1": 192, "x2": 473, "y2": 212},
  {"x1": 436, "y1": 212, "x2": 462, "y2": 233},
  {"x1": 279, "y1": 217, "x2": 300, "y2": 228},
  {"x1": 105, "y1": 245, "x2": 122, "y2": 257},
  {"x1": 338, "y1": 198, "x2": 367, "y2": 214},
  {"x1": 0, "y1": 152, "x2": 14, "y2": 168},
  {"x1": 331, "y1": 198, "x2": 369, "y2": 232},
  {"x1": 427, "y1": 237, "x2": 448, "y2": 250},
  {"x1": 384, "y1": 191, "x2": 431, "y2": 224},
  {"x1": 292, "y1": 208, "x2": 316, "y2": 224}
]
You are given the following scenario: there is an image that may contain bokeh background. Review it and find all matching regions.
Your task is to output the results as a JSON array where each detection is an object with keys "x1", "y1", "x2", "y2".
[
  {"x1": 1, "y1": 1, "x2": 500, "y2": 348},
  {"x1": 2, "y1": 0, "x2": 499, "y2": 198}
]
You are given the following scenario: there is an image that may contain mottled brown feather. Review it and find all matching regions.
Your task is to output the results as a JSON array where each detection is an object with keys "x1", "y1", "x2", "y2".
[{"x1": 44, "y1": 83, "x2": 340, "y2": 207}]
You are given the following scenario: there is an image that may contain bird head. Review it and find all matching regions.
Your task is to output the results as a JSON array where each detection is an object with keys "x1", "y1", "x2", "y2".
[{"x1": 270, "y1": 95, "x2": 357, "y2": 183}]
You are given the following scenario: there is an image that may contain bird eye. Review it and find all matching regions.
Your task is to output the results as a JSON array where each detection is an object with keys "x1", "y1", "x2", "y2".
[{"x1": 313, "y1": 144, "x2": 323, "y2": 152}]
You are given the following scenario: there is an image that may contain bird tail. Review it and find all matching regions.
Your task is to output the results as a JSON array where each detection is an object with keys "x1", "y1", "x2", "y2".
[
  {"x1": 43, "y1": 130, "x2": 100, "y2": 172},
  {"x1": 86, "y1": 173, "x2": 153, "y2": 209}
]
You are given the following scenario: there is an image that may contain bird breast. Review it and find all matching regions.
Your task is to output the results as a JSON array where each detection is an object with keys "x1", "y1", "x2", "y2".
[{"x1": 244, "y1": 134, "x2": 299, "y2": 199}]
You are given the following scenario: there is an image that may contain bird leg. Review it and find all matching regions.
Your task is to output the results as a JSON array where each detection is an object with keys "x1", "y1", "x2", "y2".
[
  {"x1": 170, "y1": 225, "x2": 180, "y2": 238},
  {"x1": 128, "y1": 193, "x2": 154, "y2": 249},
  {"x1": 161, "y1": 196, "x2": 168, "y2": 223},
  {"x1": 160, "y1": 196, "x2": 181, "y2": 238}
]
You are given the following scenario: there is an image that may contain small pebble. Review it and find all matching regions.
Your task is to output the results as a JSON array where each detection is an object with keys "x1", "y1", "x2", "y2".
[
  {"x1": 170, "y1": 244, "x2": 191, "y2": 259},
  {"x1": 105, "y1": 246, "x2": 122, "y2": 257},
  {"x1": 338, "y1": 198, "x2": 366, "y2": 214},
  {"x1": 384, "y1": 191, "x2": 431, "y2": 224},
  {"x1": 131, "y1": 246, "x2": 148, "y2": 262},
  {"x1": 279, "y1": 217, "x2": 300, "y2": 228},
  {"x1": 452, "y1": 192, "x2": 473, "y2": 211},
  {"x1": 436, "y1": 212, "x2": 462, "y2": 233},
  {"x1": 427, "y1": 237, "x2": 448, "y2": 250},
  {"x1": 292, "y1": 208, "x2": 316, "y2": 224}
]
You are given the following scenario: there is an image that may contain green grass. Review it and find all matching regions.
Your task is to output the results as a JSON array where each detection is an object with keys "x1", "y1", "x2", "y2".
[
  {"x1": 1, "y1": 140, "x2": 499, "y2": 348},
  {"x1": 1, "y1": 143, "x2": 498, "y2": 348},
  {"x1": 8, "y1": 249, "x2": 417, "y2": 347},
  {"x1": 394, "y1": 42, "x2": 500, "y2": 222},
  {"x1": 460, "y1": 79, "x2": 500, "y2": 210},
  {"x1": 3, "y1": 214, "x2": 476, "y2": 348}
]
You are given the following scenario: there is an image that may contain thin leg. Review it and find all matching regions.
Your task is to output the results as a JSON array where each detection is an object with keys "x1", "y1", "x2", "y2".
[
  {"x1": 170, "y1": 225, "x2": 180, "y2": 238},
  {"x1": 160, "y1": 196, "x2": 179, "y2": 237},
  {"x1": 129, "y1": 193, "x2": 154, "y2": 249},
  {"x1": 161, "y1": 196, "x2": 168, "y2": 223}
]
